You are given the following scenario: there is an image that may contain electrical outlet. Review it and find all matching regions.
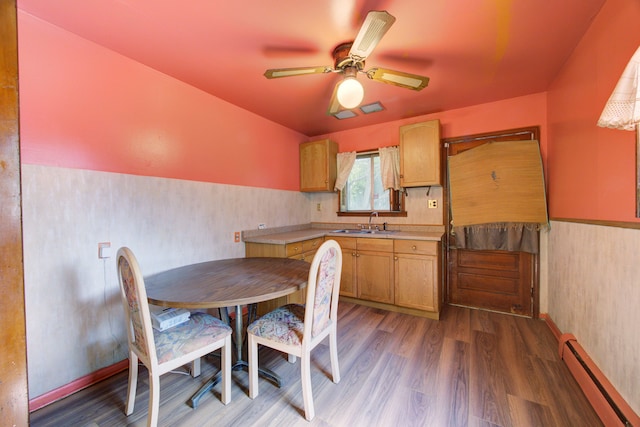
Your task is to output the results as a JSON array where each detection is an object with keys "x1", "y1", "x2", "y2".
[
  {"x1": 98, "y1": 242, "x2": 111, "y2": 259},
  {"x1": 316, "y1": 203, "x2": 321, "y2": 211},
  {"x1": 428, "y1": 199, "x2": 438, "y2": 209},
  {"x1": 234, "y1": 232, "x2": 240, "y2": 243},
  {"x1": 258, "y1": 223, "x2": 266, "y2": 229}
]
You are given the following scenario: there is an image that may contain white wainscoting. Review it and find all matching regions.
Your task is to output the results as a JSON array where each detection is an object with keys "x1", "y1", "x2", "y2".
[
  {"x1": 21, "y1": 164, "x2": 309, "y2": 398},
  {"x1": 547, "y1": 220, "x2": 640, "y2": 415}
]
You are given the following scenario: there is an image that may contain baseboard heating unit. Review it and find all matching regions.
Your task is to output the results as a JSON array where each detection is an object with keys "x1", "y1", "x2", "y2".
[{"x1": 559, "y1": 334, "x2": 639, "y2": 426}]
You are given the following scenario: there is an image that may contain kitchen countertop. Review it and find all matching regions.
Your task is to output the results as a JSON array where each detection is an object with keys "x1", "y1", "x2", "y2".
[{"x1": 242, "y1": 226, "x2": 443, "y2": 245}]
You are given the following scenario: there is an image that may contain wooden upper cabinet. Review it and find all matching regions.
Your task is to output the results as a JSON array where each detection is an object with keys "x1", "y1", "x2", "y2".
[
  {"x1": 399, "y1": 119, "x2": 442, "y2": 187},
  {"x1": 300, "y1": 139, "x2": 338, "y2": 192}
]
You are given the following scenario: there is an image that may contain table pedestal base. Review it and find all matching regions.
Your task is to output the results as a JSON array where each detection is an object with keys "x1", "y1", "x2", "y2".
[
  {"x1": 188, "y1": 360, "x2": 281, "y2": 409},
  {"x1": 187, "y1": 304, "x2": 281, "y2": 409}
]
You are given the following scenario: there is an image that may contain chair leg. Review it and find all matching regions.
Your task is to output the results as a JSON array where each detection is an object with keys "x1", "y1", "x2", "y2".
[
  {"x1": 248, "y1": 334, "x2": 259, "y2": 399},
  {"x1": 288, "y1": 354, "x2": 297, "y2": 363},
  {"x1": 147, "y1": 371, "x2": 160, "y2": 427},
  {"x1": 301, "y1": 352, "x2": 315, "y2": 421},
  {"x1": 191, "y1": 357, "x2": 201, "y2": 378},
  {"x1": 329, "y1": 328, "x2": 341, "y2": 383},
  {"x1": 125, "y1": 352, "x2": 138, "y2": 416},
  {"x1": 221, "y1": 336, "x2": 231, "y2": 405}
]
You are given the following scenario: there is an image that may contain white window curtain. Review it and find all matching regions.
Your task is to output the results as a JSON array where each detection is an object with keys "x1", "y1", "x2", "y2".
[
  {"x1": 379, "y1": 146, "x2": 402, "y2": 191},
  {"x1": 334, "y1": 151, "x2": 357, "y2": 191},
  {"x1": 597, "y1": 45, "x2": 640, "y2": 131}
]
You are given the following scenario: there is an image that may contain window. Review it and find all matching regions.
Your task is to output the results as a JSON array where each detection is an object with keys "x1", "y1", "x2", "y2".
[{"x1": 338, "y1": 151, "x2": 404, "y2": 215}]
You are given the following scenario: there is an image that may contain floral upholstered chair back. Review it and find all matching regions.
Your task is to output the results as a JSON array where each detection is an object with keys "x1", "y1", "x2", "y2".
[
  {"x1": 117, "y1": 247, "x2": 155, "y2": 363},
  {"x1": 305, "y1": 240, "x2": 343, "y2": 339}
]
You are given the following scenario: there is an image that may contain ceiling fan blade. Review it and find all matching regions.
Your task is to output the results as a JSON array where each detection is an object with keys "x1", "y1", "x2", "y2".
[
  {"x1": 349, "y1": 10, "x2": 396, "y2": 61},
  {"x1": 327, "y1": 83, "x2": 341, "y2": 115},
  {"x1": 367, "y1": 67, "x2": 429, "y2": 91},
  {"x1": 264, "y1": 66, "x2": 329, "y2": 79}
]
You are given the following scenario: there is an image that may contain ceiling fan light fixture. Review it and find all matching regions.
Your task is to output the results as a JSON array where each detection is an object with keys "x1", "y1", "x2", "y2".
[{"x1": 336, "y1": 76, "x2": 364, "y2": 109}]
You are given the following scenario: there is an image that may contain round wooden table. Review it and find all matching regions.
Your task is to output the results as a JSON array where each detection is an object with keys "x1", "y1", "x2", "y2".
[{"x1": 145, "y1": 257, "x2": 310, "y2": 408}]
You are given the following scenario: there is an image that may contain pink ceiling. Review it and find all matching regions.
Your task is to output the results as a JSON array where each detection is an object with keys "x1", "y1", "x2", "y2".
[{"x1": 17, "y1": 0, "x2": 604, "y2": 137}]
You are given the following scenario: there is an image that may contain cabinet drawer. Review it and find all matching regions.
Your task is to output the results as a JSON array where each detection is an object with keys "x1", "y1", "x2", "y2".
[
  {"x1": 394, "y1": 239, "x2": 438, "y2": 255},
  {"x1": 357, "y1": 238, "x2": 393, "y2": 252},
  {"x1": 330, "y1": 236, "x2": 356, "y2": 250},
  {"x1": 303, "y1": 237, "x2": 323, "y2": 253},
  {"x1": 285, "y1": 242, "x2": 304, "y2": 257},
  {"x1": 289, "y1": 250, "x2": 317, "y2": 263},
  {"x1": 286, "y1": 237, "x2": 323, "y2": 257}
]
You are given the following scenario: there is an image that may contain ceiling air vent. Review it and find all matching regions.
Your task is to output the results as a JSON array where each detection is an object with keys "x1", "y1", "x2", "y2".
[{"x1": 360, "y1": 102, "x2": 384, "y2": 114}]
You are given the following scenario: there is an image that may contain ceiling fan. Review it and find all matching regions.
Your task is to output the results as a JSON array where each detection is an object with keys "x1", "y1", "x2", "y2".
[{"x1": 263, "y1": 10, "x2": 430, "y2": 115}]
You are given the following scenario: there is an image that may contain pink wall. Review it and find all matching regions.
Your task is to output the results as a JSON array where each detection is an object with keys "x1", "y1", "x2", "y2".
[
  {"x1": 18, "y1": 12, "x2": 305, "y2": 191},
  {"x1": 315, "y1": 93, "x2": 548, "y2": 169},
  {"x1": 28, "y1": 0, "x2": 640, "y2": 225},
  {"x1": 547, "y1": 0, "x2": 640, "y2": 221}
]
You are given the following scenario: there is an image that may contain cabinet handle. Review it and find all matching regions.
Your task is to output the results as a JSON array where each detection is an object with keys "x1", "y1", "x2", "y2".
[
  {"x1": 352, "y1": 252, "x2": 357, "y2": 257},
  {"x1": 412, "y1": 245, "x2": 417, "y2": 251},
  {"x1": 394, "y1": 256, "x2": 398, "y2": 260}
]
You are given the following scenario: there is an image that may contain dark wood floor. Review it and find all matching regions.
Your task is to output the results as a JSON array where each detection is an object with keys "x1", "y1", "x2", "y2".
[{"x1": 30, "y1": 302, "x2": 602, "y2": 426}]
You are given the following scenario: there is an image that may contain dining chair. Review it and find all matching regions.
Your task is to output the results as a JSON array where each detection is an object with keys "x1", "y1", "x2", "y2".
[
  {"x1": 247, "y1": 239, "x2": 343, "y2": 421},
  {"x1": 116, "y1": 247, "x2": 232, "y2": 427}
]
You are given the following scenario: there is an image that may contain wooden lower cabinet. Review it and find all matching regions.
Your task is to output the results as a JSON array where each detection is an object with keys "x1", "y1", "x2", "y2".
[
  {"x1": 333, "y1": 237, "x2": 440, "y2": 318},
  {"x1": 332, "y1": 237, "x2": 357, "y2": 297},
  {"x1": 245, "y1": 237, "x2": 323, "y2": 314},
  {"x1": 355, "y1": 238, "x2": 394, "y2": 304},
  {"x1": 394, "y1": 239, "x2": 440, "y2": 313},
  {"x1": 247, "y1": 235, "x2": 441, "y2": 319}
]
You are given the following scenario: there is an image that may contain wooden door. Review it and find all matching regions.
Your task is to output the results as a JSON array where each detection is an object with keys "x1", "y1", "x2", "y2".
[
  {"x1": 444, "y1": 127, "x2": 541, "y2": 317},
  {"x1": 0, "y1": 0, "x2": 30, "y2": 423}
]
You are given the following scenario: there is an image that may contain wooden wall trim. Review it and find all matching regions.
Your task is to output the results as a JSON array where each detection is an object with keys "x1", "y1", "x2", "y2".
[
  {"x1": 0, "y1": 0, "x2": 29, "y2": 424},
  {"x1": 28, "y1": 359, "x2": 129, "y2": 412},
  {"x1": 551, "y1": 217, "x2": 640, "y2": 230},
  {"x1": 539, "y1": 312, "x2": 562, "y2": 342}
]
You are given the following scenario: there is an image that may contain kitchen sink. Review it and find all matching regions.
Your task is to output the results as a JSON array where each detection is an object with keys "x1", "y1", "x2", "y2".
[{"x1": 330, "y1": 229, "x2": 399, "y2": 235}]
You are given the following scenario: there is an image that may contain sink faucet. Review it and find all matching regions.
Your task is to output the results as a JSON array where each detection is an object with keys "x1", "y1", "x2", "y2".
[{"x1": 368, "y1": 211, "x2": 379, "y2": 229}]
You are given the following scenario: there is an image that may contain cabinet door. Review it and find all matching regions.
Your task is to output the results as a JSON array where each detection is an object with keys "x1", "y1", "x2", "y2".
[
  {"x1": 399, "y1": 120, "x2": 441, "y2": 187},
  {"x1": 299, "y1": 139, "x2": 338, "y2": 192},
  {"x1": 395, "y1": 253, "x2": 438, "y2": 311},
  {"x1": 332, "y1": 237, "x2": 357, "y2": 297},
  {"x1": 339, "y1": 247, "x2": 357, "y2": 297},
  {"x1": 356, "y1": 250, "x2": 394, "y2": 304}
]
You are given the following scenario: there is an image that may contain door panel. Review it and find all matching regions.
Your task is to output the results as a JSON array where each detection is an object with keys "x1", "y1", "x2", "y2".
[
  {"x1": 444, "y1": 127, "x2": 540, "y2": 318},
  {"x1": 450, "y1": 248, "x2": 534, "y2": 315}
]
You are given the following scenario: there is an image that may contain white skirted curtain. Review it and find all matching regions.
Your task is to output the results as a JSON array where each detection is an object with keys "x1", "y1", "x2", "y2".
[
  {"x1": 334, "y1": 151, "x2": 357, "y2": 191},
  {"x1": 597, "y1": 46, "x2": 640, "y2": 131},
  {"x1": 379, "y1": 146, "x2": 402, "y2": 191},
  {"x1": 597, "y1": 46, "x2": 640, "y2": 216}
]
